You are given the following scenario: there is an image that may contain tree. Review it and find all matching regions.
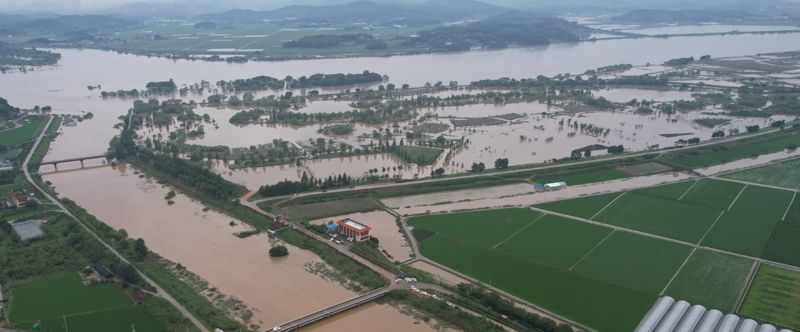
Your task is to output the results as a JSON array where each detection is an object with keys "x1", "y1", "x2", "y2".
[
  {"x1": 746, "y1": 125, "x2": 760, "y2": 133},
  {"x1": 133, "y1": 238, "x2": 148, "y2": 259},
  {"x1": 471, "y1": 162, "x2": 486, "y2": 172},
  {"x1": 113, "y1": 262, "x2": 140, "y2": 284},
  {"x1": 494, "y1": 158, "x2": 509, "y2": 169},
  {"x1": 712, "y1": 130, "x2": 725, "y2": 138},
  {"x1": 607, "y1": 145, "x2": 625, "y2": 154},
  {"x1": 269, "y1": 245, "x2": 289, "y2": 257}
]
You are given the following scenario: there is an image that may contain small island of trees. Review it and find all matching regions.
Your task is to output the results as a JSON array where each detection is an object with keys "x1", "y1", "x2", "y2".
[{"x1": 269, "y1": 245, "x2": 289, "y2": 257}]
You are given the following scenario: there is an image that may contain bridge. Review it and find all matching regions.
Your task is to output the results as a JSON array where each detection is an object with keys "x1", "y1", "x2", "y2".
[
  {"x1": 37, "y1": 154, "x2": 110, "y2": 171},
  {"x1": 267, "y1": 282, "x2": 453, "y2": 332}
]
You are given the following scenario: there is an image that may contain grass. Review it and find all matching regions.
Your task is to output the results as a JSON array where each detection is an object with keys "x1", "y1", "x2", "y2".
[
  {"x1": 8, "y1": 272, "x2": 165, "y2": 332},
  {"x1": 739, "y1": 264, "x2": 800, "y2": 330},
  {"x1": 280, "y1": 197, "x2": 380, "y2": 220},
  {"x1": 633, "y1": 180, "x2": 697, "y2": 200},
  {"x1": 571, "y1": 231, "x2": 692, "y2": 294},
  {"x1": 786, "y1": 196, "x2": 800, "y2": 223},
  {"x1": 392, "y1": 145, "x2": 443, "y2": 165},
  {"x1": 722, "y1": 158, "x2": 800, "y2": 190},
  {"x1": 533, "y1": 192, "x2": 623, "y2": 219},
  {"x1": 407, "y1": 208, "x2": 541, "y2": 248},
  {"x1": 680, "y1": 179, "x2": 746, "y2": 210},
  {"x1": 659, "y1": 129, "x2": 800, "y2": 169},
  {"x1": 530, "y1": 167, "x2": 630, "y2": 186},
  {"x1": 665, "y1": 249, "x2": 753, "y2": 311},
  {"x1": 0, "y1": 119, "x2": 43, "y2": 147},
  {"x1": 594, "y1": 192, "x2": 722, "y2": 243},
  {"x1": 701, "y1": 186, "x2": 795, "y2": 256},
  {"x1": 760, "y1": 221, "x2": 800, "y2": 267},
  {"x1": 496, "y1": 215, "x2": 612, "y2": 268}
]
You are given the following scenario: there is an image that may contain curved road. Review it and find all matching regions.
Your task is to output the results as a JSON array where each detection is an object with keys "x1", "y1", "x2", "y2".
[{"x1": 22, "y1": 116, "x2": 210, "y2": 332}]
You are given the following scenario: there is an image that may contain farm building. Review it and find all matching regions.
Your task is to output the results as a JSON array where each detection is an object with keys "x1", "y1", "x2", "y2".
[
  {"x1": 635, "y1": 296, "x2": 792, "y2": 332},
  {"x1": 8, "y1": 189, "x2": 31, "y2": 208},
  {"x1": 335, "y1": 218, "x2": 371, "y2": 242},
  {"x1": 92, "y1": 263, "x2": 113, "y2": 279}
]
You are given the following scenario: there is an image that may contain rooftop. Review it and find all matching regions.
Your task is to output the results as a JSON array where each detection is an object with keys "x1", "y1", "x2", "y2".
[{"x1": 342, "y1": 218, "x2": 368, "y2": 231}]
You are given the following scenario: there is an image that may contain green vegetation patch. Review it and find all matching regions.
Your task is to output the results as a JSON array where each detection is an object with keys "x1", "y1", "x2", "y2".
[
  {"x1": 633, "y1": 180, "x2": 697, "y2": 201},
  {"x1": 722, "y1": 158, "x2": 800, "y2": 190},
  {"x1": 572, "y1": 232, "x2": 692, "y2": 294},
  {"x1": 8, "y1": 273, "x2": 164, "y2": 332},
  {"x1": 701, "y1": 186, "x2": 794, "y2": 256},
  {"x1": 680, "y1": 179, "x2": 746, "y2": 210},
  {"x1": 594, "y1": 192, "x2": 721, "y2": 243},
  {"x1": 408, "y1": 208, "x2": 542, "y2": 248},
  {"x1": 531, "y1": 167, "x2": 629, "y2": 186},
  {"x1": 0, "y1": 120, "x2": 43, "y2": 147},
  {"x1": 496, "y1": 215, "x2": 612, "y2": 268},
  {"x1": 760, "y1": 222, "x2": 800, "y2": 268},
  {"x1": 284, "y1": 197, "x2": 380, "y2": 220},
  {"x1": 786, "y1": 196, "x2": 800, "y2": 223},
  {"x1": 534, "y1": 192, "x2": 623, "y2": 219},
  {"x1": 392, "y1": 145, "x2": 443, "y2": 165},
  {"x1": 665, "y1": 250, "x2": 753, "y2": 311},
  {"x1": 659, "y1": 130, "x2": 800, "y2": 169},
  {"x1": 739, "y1": 264, "x2": 800, "y2": 330},
  {"x1": 419, "y1": 234, "x2": 655, "y2": 332}
]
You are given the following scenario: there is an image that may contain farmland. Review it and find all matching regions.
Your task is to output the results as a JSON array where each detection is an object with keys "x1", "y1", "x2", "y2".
[
  {"x1": 739, "y1": 265, "x2": 800, "y2": 330},
  {"x1": 658, "y1": 129, "x2": 800, "y2": 169},
  {"x1": 8, "y1": 273, "x2": 165, "y2": 332},
  {"x1": 0, "y1": 120, "x2": 43, "y2": 147},
  {"x1": 409, "y1": 209, "x2": 687, "y2": 331},
  {"x1": 721, "y1": 157, "x2": 800, "y2": 190},
  {"x1": 409, "y1": 175, "x2": 800, "y2": 330},
  {"x1": 664, "y1": 249, "x2": 753, "y2": 311}
]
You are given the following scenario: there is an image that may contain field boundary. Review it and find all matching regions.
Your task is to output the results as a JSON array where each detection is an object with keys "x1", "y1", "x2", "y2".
[
  {"x1": 569, "y1": 230, "x2": 615, "y2": 271},
  {"x1": 734, "y1": 261, "x2": 760, "y2": 313},
  {"x1": 659, "y1": 248, "x2": 697, "y2": 295},
  {"x1": 782, "y1": 192, "x2": 797, "y2": 221},
  {"x1": 590, "y1": 192, "x2": 626, "y2": 220},
  {"x1": 491, "y1": 214, "x2": 546, "y2": 250},
  {"x1": 697, "y1": 210, "x2": 726, "y2": 245},
  {"x1": 727, "y1": 185, "x2": 748, "y2": 211},
  {"x1": 677, "y1": 180, "x2": 699, "y2": 201}
]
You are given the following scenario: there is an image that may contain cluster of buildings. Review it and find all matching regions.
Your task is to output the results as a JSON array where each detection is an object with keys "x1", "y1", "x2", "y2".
[
  {"x1": 4, "y1": 189, "x2": 34, "y2": 209},
  {"x1": 325, "y1": 218, "x2": 371, "y2": 242}
]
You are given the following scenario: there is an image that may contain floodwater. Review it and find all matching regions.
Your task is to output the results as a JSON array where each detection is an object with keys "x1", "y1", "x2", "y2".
[
  {"x1": 311, "y1": 210, "x2": 413, "y2": 263},
  {"x1": 303, "y1": 302, "x2": 437, "y2": 332},
  {"x1": 41, "y1": 165, "x2": 357, "y2": 329},
  {"x1": 619, "y1": 25, "x2": 800, "y2": 36},
  {"x1": 383, "y1": 183, "x2": 536, "y2": 209},
  {"x1": 391, "y1": 172, "x2": 692, "y2": 215},
  {"x1": 592, "y1": 88, "x2": 695, "y2": 103}
]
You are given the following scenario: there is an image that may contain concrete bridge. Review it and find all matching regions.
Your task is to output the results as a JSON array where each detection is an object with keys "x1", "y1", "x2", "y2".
[
  {"x1": 267, "y1": 282, "x2": 452, "y2": 332},
  {"x1": 37, "y1": 154, "x2": 110, "y2": 170}
]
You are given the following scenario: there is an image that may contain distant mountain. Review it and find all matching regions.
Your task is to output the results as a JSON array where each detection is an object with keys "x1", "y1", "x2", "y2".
[
  {"x1": 405, "y1": 11, "x2": 590, "y2": 51},
  {"x1": 195, "y1": 0, "x2": 505, "y2": 26},
  {"x1": 612, "y1": 9, "x2": 754, "y2": 24},
  {"x1": 0, "y1": 15, "x2": 138, "y2": 38}
]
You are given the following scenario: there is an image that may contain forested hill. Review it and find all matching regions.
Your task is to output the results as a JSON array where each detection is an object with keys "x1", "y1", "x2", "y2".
[
  {"x1": 0, "y1": 15, "x2": 138, "y2": 39},
  {"x1": 406, "y1": 12, "x2": 590, "y2": 51},
  {"x1": 194, "y1": 0, "x2": 506, "y2": 26}
]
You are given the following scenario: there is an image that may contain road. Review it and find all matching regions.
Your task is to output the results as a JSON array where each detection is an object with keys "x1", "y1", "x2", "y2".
[
  {"x1": 22, "y1": 116, "x2": 210, "y2": 332},
  {"x1": 250, "y1": 128, "x2": 784, "y2": 204},
  {"x1": 270, "y1": 281, "x2": 455, "y2": 331}
]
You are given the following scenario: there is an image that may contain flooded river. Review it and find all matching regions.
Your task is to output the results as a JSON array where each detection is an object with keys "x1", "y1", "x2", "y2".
[{"x1": 42, "y1": 164, "x2": 358, "y2": 328}]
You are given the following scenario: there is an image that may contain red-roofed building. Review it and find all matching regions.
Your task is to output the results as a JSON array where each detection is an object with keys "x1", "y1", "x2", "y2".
[
  {"x1": 336, "y1": 218, "x2": 371, "y2": 242},
  {"x1": 10, "y1": 190, "x2": 29, "y2": 208}
]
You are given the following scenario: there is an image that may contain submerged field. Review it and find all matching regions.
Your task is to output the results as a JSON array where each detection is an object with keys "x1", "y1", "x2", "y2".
[{"x1": 8, "y1": 273, "x2": 164, "y2": 332}]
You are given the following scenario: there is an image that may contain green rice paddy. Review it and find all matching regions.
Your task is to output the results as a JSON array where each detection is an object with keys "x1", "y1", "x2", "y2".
[
  {"x1": 664, "y1": 249, "x2": 753, "y2": 311},
  {"x1": 8, "y1": 273, "x2": 165, "y2": 332},
  {"x1": 722, "y1": 158, "x2": 800, "y2": 190},
  {"x1": 739, "y1": 264, "x2": 800, "y2": 330}
]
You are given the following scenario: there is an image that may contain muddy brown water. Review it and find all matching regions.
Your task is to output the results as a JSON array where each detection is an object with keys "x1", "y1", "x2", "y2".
[{"x1": 42, "y1": 165, "x2": 357, "y2": 328}]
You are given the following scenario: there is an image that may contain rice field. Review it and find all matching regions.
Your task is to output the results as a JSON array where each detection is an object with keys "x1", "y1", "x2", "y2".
[
  {"x1": 739, "y1": 264, "x2": 800, "y2": 330},
  {"x1": 722, "y1": 158, "x2": 800, "y2": 190}
]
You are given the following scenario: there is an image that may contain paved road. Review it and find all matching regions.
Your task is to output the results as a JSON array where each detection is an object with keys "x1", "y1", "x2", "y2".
[
  {"x1": 710, "y1": 176, "x2": 799, "y2": 193},
  {"x1": 270, "y1": 281, "x2": 453, "y2": 331},
  {"x1": 22, "y1": 117, "x2": 210, "y2": 332},
  {"x1": 249, "y1": 128, "x2": 783, "y2": 204}
]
